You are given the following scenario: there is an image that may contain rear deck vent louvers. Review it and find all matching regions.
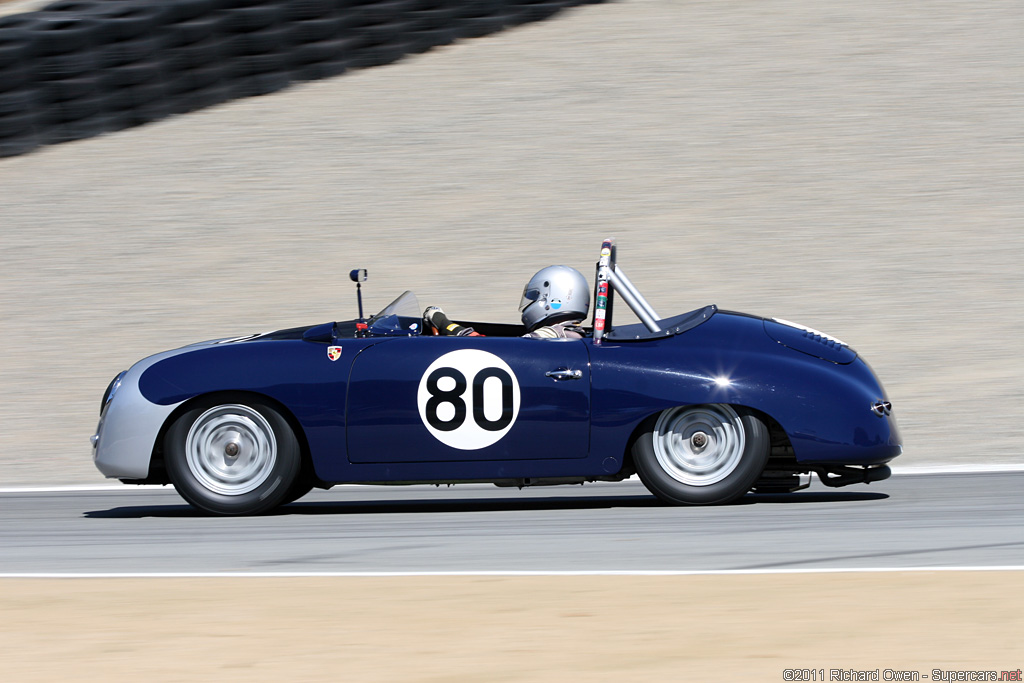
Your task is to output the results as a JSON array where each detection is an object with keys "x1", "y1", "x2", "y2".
[
  {"x1": 803, "y1": 330, "x2": 844, "y2": 349},
  {"x1": 772, "y1": 318, "x2": 848, "y2": 349}
]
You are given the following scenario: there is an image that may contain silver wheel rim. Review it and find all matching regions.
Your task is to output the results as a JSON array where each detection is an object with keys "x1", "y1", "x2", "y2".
[
  {"x1": 652, "y1": 404, "x2": 745, "y2": 486},
  {"x1": 185, "y1": 404, "x2": 277, "y2": 496}
]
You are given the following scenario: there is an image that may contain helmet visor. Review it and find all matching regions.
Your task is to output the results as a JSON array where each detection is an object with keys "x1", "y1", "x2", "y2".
[{"x1": 519, "y1": 286, "x2": 542, "y2": 312}]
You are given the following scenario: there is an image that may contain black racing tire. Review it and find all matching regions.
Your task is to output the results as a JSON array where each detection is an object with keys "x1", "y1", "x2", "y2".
[
  {"x1": 0, "y1": 132, "x2": 40, "y2": 158},
  {"x1": 499, "y1": 6, "x2": 544, "y2": 28},
  {"x1": 185, "y1": 62, "x2": 227, "y2": 89},
  {"x1": 407, "y1": 7, "x2": 459, "y2": 31},
  {"x1": 0, "y1": 87, "x2": 40, "y2": 115},
  {"x1": 515, "y1": 2, "x2": 568, "y2": 22},
  {"x1": 632, "y1": 404, "x2": 770, "y2": 506},
  {"x1": 281, "y1": 468, "x2": 317, "y2": 506},
  {"x1": 349, "y1": 23, "x2": 397, "y2": 46},
  {"x1": 37, "y1": 51, "x2": 98, "y2": 80},
  {"x1": 164, "y1": 14, "x2": 226, "y2": 47},
  {"x1": 229, "y1": 69, "x2": 291, "y2": 97},
  {"x1": 98, "y1": 35, "x2": 165, "y2": 69},
  {"x1": 290, "y1": 57, "x2": 348, "y2": 82},
  {"x1": 221, "y1": 4, "x2": 285, "y2": 33},
  {"x1": 349, "y1": 41, "x2": 409, "y2": 69},
  {"x1": 217, "y1": 0, "x2": 276, "y2": 8},
  {"x1": 99, "y1": 2, "x2": 170, "y2": 41},
  {"x1": 46, "y1": 111, "x2": 116, "y2": 142},
  {"x1": 29, "y1": 15, "x2": 103, "y2": 55},
  {"x1": 0, "y1": 67, "x2": 26, "y2": 94},
  {"x1": 166, "y1": 37, "x2": 224, "y2": 70},
  {"x1": 51, "y1": 90, "x2": 107, "y2": 122},
  {"x1": 165, "y1": 398, "x2": 302, "y2": 515},
  {"x1": 284, "y1": 0, "x2": 335, "y2": 21},
  {"x1": 162, "y1": 69, "x2": 198, "y2": 96},
  {"x1": 357, "y1": 18, "x2": 421, "y2": 45},
  {"x1": 125, "y1": 97, "x2": 173, "y2": 126},
  {"x1": 0, "y1": 63, "x2": 30, "y2": 92},
  {"x1": 167, "y1": 0, "x2": 220, "y2": 23},
  {"x1": 0, "y1": 15, "x2": 40, "y2": 66},
  {"x1": 106, "y1": 79, "x2": 166, "y2": 113},
  {"x1": 100, "y1": 59, "x2": 164, "y2": 88},
  {"x1": 288, "y1": 15, "x2": 344, "y2": 43},
  {"x1": 457, "y1": 0, "x2": 502, "y2": 19},
  {"x1": 165, "y1": 82, "x2": 232, "y2": 114},
  {"x1": 40, "y1": 74, "x2": 103, "y2": 102},
  {"x1": 407, "y1": 27, "x2": 457, "y2": 53},
  {"x1": 165, "y1": 89, "x2": 211, "y2": 115},
  {"x1": 0, "y1": 32, "x2": 33, "y2": 70},
  {"x1": 0, "y1": 109, "x2": 36, "y2": 137},
  {"x1": 348, "y1": 1, "x2": 417, "y2": 27},
  {"x1": 457, "y1": 14, "x2": 507, "y2": 39},
  {"x1": 232, "y1": 23, "x2": 293, "y2": 55},
  {"x1": 229, "y1": 51, "x2": 289, "y2": 77},
  {"x1": 289, "y1": 36, "x2": 359, "y2": 65},
  {"x1": 180, "y1": 81, "x2": 232, "y2": 109},
  {"x1": 37, "y1": 0, "x2": 105, "y2": 12}
]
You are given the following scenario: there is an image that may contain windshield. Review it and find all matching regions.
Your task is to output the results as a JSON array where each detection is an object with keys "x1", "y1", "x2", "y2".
[{"x1": 370, "y1": 290, "x2": 421, "y2": 322}]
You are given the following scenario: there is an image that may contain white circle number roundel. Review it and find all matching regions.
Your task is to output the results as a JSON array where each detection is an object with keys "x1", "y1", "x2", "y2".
[{"x1": 417, "y1": 349, "x2": 521, "y2": 450}]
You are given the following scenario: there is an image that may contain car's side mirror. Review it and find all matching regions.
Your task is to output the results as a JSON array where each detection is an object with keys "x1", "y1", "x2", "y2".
[{"x1": 350, "y1": 268, "x2": 368, "y2": 336}]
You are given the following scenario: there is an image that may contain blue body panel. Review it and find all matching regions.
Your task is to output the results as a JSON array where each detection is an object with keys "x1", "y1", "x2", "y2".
[
  {"x1": 587, "y1": 312, "x2": 900, "y2": 472},
  {"x1": 344, "y1": 337, "x2": 590, "y2": 467},
  {"x1": 138, "y1": 337, "x2": 355, "y2": 468},
  {"x1": 129, "y1": 307, "x2": 900, "y2": 485}
]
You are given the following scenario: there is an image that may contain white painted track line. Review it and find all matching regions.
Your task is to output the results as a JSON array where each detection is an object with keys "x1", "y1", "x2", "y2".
[
  {"x1": 0, "y1": 484, "x2": 169, "y2": 494},
  {"x1": 891, "y1": 464, "x2": 1024, "y2": 474},
  {"x1": 2, "y1": 567, "x2": 1024, "y2": 579},
  {"x1": 1, "y1": 464, "x2": 1023, "y2": 494}
]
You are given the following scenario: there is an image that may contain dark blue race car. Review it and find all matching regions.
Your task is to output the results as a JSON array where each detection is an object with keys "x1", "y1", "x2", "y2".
[{"x1": 92, "y1": 239, "x2": 901, "y2": 515}]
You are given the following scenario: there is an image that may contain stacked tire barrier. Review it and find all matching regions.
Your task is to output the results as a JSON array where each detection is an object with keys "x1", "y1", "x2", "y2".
[{"x1": 0, "y1": 0, "x2": 601, "y2": 158}]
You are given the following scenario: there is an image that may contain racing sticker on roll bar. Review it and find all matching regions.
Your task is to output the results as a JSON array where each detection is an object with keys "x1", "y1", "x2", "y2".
[
  {"x1": 593, "y1": 237, "x2": 662, "y2": 342},
  {"x1": 416, "y1": 349, "x2": 522, "y2": 450},
  {"x1": 593, "y1": 238, "x2": 615, "y2": 345}
]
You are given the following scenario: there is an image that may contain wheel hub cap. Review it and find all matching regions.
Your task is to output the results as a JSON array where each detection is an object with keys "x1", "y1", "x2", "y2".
[
  {"x1": 185, "y1": 404, "x2": 277, "y2": 496},
  {"x1": 652, "y1": 405, "x2": 746, "y2": 487}
]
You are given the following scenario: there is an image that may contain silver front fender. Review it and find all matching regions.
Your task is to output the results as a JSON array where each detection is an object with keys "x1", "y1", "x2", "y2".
[{"x1": 92, "y1": 343, "x2": 221, "y2": 479}]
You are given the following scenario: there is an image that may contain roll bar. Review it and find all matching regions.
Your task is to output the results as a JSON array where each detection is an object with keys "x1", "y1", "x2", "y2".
[{"x1": 592, "y1": 238, "x2": 662, "y2": 345}]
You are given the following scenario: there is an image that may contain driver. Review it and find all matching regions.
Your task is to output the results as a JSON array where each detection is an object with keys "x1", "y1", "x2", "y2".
[{"x1": 424, "y1": 265, "x2": 590, "y2": 339}]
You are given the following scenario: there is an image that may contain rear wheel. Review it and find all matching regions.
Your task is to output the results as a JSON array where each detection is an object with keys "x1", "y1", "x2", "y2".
[
  {"x1": 632, "y1": 404, "x2": 769, "y2": 505},
  {"x1": 282, "y1": 470, "x2": 316, "y2": 506},
  {"x1": 165, "y1": 399, "x2": 301, "y2": 515}
]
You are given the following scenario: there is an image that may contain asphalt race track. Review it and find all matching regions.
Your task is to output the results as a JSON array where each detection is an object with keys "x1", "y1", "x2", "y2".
[{"x1": 3, "y1": 472, "x2": 1022, "y2": 575}]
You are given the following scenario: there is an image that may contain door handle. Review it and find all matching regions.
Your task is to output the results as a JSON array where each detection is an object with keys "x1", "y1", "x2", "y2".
[{"x1": 545, "y1": 368, "x2": 583, "y2": 381}]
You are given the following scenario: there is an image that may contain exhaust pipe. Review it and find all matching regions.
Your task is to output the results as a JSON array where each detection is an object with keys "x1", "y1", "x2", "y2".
[{"x1": 813, "y1": 464, "x2": 891, "y2": 488}]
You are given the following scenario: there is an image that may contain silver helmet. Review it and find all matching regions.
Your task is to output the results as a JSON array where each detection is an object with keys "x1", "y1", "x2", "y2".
[{"x1": 519, "y1": 265, "x2": 590, "y2": 331}]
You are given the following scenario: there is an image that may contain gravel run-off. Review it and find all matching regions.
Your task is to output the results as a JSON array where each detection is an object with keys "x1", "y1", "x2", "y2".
[{"x1": 0, "y1": 0, "x2": 1021, "y2": 484}]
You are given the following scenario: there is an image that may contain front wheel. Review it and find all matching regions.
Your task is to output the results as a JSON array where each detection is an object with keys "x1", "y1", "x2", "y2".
[
  {"x1": 165, "y1": 399, "x2": 301, "y2": 515},
  {"x1": 632, "y1": 404, "x2": 769, "y2": 505}
]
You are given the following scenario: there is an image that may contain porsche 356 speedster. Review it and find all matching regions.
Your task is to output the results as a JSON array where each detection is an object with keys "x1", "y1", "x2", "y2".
[{"x1": 92, "y1": 239, "x2": 901, "y2": 515}]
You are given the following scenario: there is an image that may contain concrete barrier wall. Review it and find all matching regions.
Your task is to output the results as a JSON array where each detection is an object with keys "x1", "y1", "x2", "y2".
[{"x1": 0, "y1": 0, "x2": 600, "y2": 157}]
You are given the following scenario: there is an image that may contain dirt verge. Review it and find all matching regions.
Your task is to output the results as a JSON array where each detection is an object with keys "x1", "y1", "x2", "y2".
[{"x1": 2, "y1": 572, "x2": 1021, "y2": 681}]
